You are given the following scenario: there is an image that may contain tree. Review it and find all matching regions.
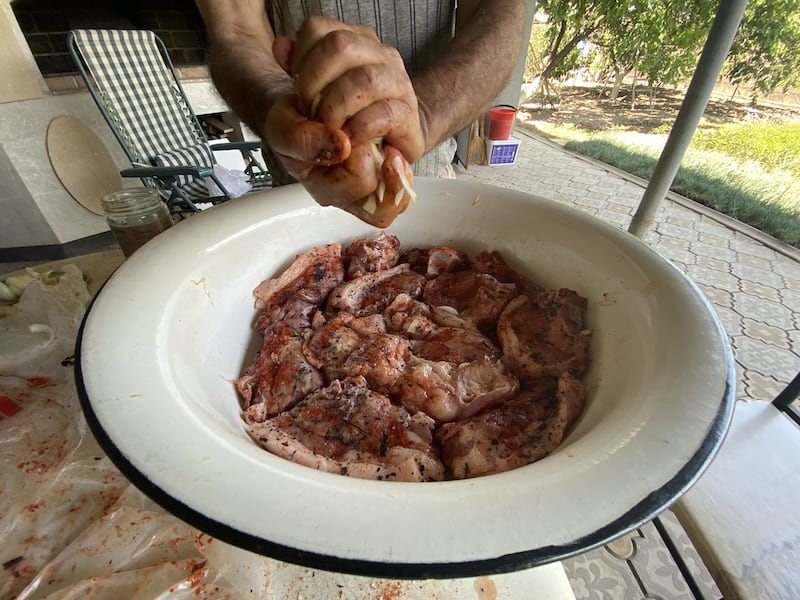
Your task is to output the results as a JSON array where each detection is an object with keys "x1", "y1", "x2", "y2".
[
  {"x1": 535, "y1": 0, "x2": 613, "y2": 82},
  {"x1": 618, "y1": 0, "x2": 715, "y2": 105},
  {"x1": 533, "y1": 0, "x2": 716, "y2": 103},
  {"x1": 725, "y1": 0, "x2": 800, "y2": 102}
]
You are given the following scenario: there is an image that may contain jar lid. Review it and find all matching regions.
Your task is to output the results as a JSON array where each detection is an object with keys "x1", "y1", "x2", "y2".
[{"x1": 101, "y1": 187, "x2": 162, "y2": 216}]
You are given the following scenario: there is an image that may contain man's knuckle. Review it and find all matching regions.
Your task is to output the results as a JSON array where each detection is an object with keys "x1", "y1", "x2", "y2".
[
  {"x1": 325, "y1": 29, "x2": 353, "y2": 53},
  {"x1": 384, "y1": 45, "x2": 403, "y2": 64}
]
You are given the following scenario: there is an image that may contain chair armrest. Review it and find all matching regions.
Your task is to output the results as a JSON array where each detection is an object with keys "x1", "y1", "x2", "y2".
[
  {"x1": 210, "y1": 141, "x2": 261, "y2": 152},
  {"x1": 120, "y1": 165, "x2": 213, "y2": 178}
]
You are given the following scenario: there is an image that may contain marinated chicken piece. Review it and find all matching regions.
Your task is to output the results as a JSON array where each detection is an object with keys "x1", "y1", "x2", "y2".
[
  {"x1": 383, "y1": 294, "x2": 479, "y2": 334},
  {"x1": 558, "y1": 368, "x2": 586, "y2": 428},
  {"x1": 472, "y1": 250, "x2": 543, "y2": 296},
  {"x1": 410, "y1": 327, "x2": 500, "y2": 364},
  {"x1": 244, "y1": 377, "x2": 445, "y2": 482},
  {"x1": 423, "y1": 270, "x2": 517, "y2": 330},
  {"x1": 343, "y1": 232, "x2": 400, "y2": 279},
  {"x1": 384, "y1": 295, "x2": 499, "y2": 363},
  {"x1": 498, "y1": 290, "x2": 591, "y2": 382},
  {"x1": 426, "y1": 247, "x2": 470, "y2": 277},
  {"x1": 304, "y1": 311, "x2": 362, "y2": 369},
  {"x1": 393, "y1": 356, "x2": 519, "y2": 423},
  {"x1": 398, "y1": 248, "x2": 430, "y2": 275},
  {"x1": 385, "y1": 294, "x2": 479, "y2": 334},
  {"x1": 304, "y1": 312, "x2": 410, "y2": 394},
  {"x1": 236, "y1": 330, "x2": 324, "y2": 417},
  {"x1": 398, "y1": 246, "x2": 470, "y2": 278},
  {"x1": 384, "y1": 293, "x2": 435, "y2": 334},
  {"x1": 437, "y1": 373, "x2": 585, "y2": 479},
  {"x1": 327, "y1": 263, "x2": 426, "y2": 317},
  {"x1": 239, "y1": 237, "x2": 591, "y2": 482},
  {"x1": 253, "y1": 243, "x2": 344, "y2": 334}
]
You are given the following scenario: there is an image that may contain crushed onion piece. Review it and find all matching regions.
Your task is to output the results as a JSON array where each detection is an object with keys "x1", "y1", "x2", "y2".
[
  {"x1": 310, "y1": 93, "x2": 322, "y2": 119},
  {"x1": 397, "y1": 168, "x2": 416, "y2": 203},
  {"x1": 362, "y1": 195, "x2": 378, "y2": 214},
  {"x1": 369, "y1": 140, "x2": 384, "y2": 165},
  {"x1": 377, "y1": 180, "x2": 386, "y2": 204}
]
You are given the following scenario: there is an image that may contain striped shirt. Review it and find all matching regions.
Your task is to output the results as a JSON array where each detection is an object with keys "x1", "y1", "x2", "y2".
[{"x1": 266, "y1": 0, "x2": 458, "y2": 179}]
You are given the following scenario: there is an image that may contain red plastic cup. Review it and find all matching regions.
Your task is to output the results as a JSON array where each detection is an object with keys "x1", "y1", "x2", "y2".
[{"x1": 488, "y1": 106, "x2": 517, "y2": 140}]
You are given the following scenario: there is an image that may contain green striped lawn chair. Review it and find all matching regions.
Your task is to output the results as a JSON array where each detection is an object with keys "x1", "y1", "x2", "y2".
[{"x1": 68, "y1": 29, "x2": 271, "y2": 214}]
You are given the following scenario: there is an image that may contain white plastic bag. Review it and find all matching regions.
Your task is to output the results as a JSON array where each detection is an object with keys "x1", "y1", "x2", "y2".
[
  {"x1": 0, "y1": 374, "x2": 130, "y2": 600},
  {"x1": 15, "y1": 487, "x2": 236, "y2": 600},
  {"x1": 207, "y1": 164, "x2": 252, "y2": 199},
  {"x1": 0, "y1": 265, "x2": 90, "y2": 382}
]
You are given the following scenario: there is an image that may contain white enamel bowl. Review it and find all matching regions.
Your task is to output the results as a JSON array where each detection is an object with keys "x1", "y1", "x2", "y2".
[{"x1": 77, "y1": 178, "x2": 734, "y2": 579}]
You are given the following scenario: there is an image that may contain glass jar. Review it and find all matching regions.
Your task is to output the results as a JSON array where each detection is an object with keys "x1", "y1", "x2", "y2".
[{"x1": 101, "y1": 188, "x2": 173, "y2": 257}]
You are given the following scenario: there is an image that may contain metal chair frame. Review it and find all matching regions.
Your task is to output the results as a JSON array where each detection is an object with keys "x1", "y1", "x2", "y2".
[{"x1": 68, "y1": 29, "x2": 270, "y2": 214}]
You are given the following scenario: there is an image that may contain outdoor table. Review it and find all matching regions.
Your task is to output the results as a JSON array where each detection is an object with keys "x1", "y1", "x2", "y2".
[{"x1": 1, "y1": 248, "x2": 576, "y2": 599}]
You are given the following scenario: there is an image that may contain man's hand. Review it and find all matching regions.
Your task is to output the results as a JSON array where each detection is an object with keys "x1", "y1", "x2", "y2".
[
  {"x1": 197, "y1": 1, "x2": 525, "y2": 226},
  {"x1": 267, "y1": 16, "x2": 420, "y2": 227},
  {"x1": 285, "y1": 17, "x2": 427, "y2": 164}
]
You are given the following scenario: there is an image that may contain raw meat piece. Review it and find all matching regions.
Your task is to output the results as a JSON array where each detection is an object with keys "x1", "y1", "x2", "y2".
[
  {"x1": 384, "y1": 294, "x2": 498, "y2": 363},
  {"x1": 303, "y1": 312, "x2": 410, "y2": 394},
  {"x1": 498, "y1": 290, "x2": 591, "y2": 381},
  {"x1": 383, "y1": 294, "x2": 480, "y2": 336},
  {"x1": 236, "y1": 330, "x2": 324, "y2": 417},
  {"x1": 437, "y1": 372, "x2": 585, "y2": 479},
  {"x1": 410, "y1": 327, "x2": 500, "y2": 364},
  {"x1": 399, "y1": 246, "x2": 469, "y2": 278},
  {"x1": 239, "y1": 244, "x2": 344, "y2": 415},
  {"x1": 393, "y1": 356, "x2": 519, "y2": 423},
  {"x1": 253, "y1": 243, "x2": 344, "y2": 334},
  {"x1": 472, "y1": 250, "x2": 543, "y2": 296},
  {"x1": 244, "y1": 377, "x2": 445, "y2": 482},
  {"x1": 423, "y1": 271, "x2": 517, "y2": 330},
  {"x1": 343, "y1": 232, "x2": 400, "y2": 278},
  {"x1": 327, "y1": 263, "x2": 426, "y2": 317}
]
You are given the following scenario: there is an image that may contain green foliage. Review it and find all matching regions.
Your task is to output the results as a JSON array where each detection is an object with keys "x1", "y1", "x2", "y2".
[
  {"x1": 534, "y1": 0, "x2": 612, "y2": 80},
  {"x1": 726, "y1": 0, "x2": 800, "y2": 98},
  {"x1": 524, "y1": 23, "x2": 550, "y2": 82},
  {"x1": 691, "y1": 121, "x2": 800, "y2": 176},
  {"x1": 533, "y1": 0, "x2": 716, "y2": 89},
  {"x1": 630, "y1": 0, "x2": 715, "y2": 88},
  {"x1": 558, "y1": 131, "x2": 800, "y2": 248},
  {"x1": 532, "y1": 0, "x2": 800, "y2": 101}
]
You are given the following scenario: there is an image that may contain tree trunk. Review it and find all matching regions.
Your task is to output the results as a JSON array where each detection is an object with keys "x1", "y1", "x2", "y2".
[
  {"x1": 609, "y1": 69, "x2": 628, "y2": 100},
  {"x1": 541, "y1": 35, "x2": 582, "y2": 81}
]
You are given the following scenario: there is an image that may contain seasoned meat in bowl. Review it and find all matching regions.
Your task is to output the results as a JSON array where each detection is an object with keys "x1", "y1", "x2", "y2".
[
  {"x1": 76, "y1": 178, "x2": 734, "y2": 579},
  {"x1": 239, "y1": 233, "x2": 591, "y2": 482}
]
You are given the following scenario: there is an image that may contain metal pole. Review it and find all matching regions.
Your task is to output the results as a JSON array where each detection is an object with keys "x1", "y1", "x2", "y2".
[{"x1": 627, "y1": 0, "x2": 749, "y2": 237}]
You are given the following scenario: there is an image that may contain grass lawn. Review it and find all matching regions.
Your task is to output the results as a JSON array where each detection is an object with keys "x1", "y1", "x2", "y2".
[{"x1": 525, "y1": 117, "x2": 800, "y2": 249}]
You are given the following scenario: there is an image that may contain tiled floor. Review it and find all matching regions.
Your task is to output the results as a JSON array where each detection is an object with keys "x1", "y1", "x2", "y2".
[
  {"x1": 563, "y1": 509, "x2": 721, "y2": 600},
  {"x1": 457, "y1": 127, "x2": 800, "y2": 599}
]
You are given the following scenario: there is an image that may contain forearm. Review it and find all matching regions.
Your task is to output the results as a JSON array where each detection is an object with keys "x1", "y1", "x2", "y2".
[
  {"x1": 196, "y1": 0, "x2": 293, "y2": 140},
  {"x1": 412, "y1": 0, "x2": 526, "y2": 152}
]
